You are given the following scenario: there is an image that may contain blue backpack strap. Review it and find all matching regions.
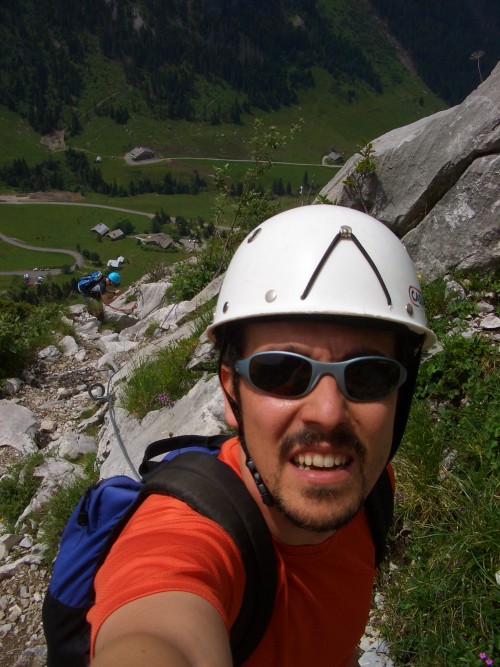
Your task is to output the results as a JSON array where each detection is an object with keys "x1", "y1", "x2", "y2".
[
  {"x1": 141, "y1": 452, "x2": 276, "y2": 666},
  {"x1": 138, "y1": 433, "x2": 230, "y2": 475}
]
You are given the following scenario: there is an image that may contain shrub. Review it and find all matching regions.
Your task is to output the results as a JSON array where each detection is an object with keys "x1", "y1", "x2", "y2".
[
  {"x1": 0, "y1": 452, "x2": 44, "y2": 532},
  {"x1": 0, "y1": 298, "x2": 68, "y2": 380},
  {"x1": 121, "y1": 336, "x2": 203, "y2": 419}
]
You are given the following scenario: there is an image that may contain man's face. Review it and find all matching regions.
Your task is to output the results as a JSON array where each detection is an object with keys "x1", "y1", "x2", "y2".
[{"x1": 221, "y1": 320, "x2": 398, "y2": 543}]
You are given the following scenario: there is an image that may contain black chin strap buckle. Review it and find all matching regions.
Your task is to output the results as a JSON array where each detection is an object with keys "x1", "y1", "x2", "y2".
[{"x1": 246, "y1": 458, "x2": 274, "y2": 506}]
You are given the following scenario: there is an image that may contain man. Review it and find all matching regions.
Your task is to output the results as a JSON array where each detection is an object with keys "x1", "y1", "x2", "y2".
[
  {"x1": 85, "y1": 271, "x2": 122, "y2": 305},
  {"x1": 89, "y1": 205, "x2": 436, "y2": 666}
]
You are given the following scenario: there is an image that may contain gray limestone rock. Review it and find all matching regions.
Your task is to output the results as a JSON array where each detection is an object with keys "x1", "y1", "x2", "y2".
[
  {"x1": 319, "y1": 63, "x2": 500, "y2": 279},
  {"x1": 0, "y1": 401, "x2": 38, "y2": 455}
]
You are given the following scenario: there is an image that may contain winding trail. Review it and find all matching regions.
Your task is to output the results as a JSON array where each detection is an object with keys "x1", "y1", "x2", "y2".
[{"x1": 0, "y1": 230, "x2": 84, "y2": 277}]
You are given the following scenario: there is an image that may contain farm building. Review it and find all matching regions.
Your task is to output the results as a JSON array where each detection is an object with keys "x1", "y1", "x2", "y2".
[
  {"x1": 326, "y1": 151, "x2": 343, "y2": 164},
  {"x1": 107, "y1": 256, "x2": 125, "y2": 268},
  {"x1": 91, "y1": 223, "x2": 110, "y2": 236},
  {"x1": 130, "y1": 146, "x2": 155, "y2": 161},
  {"x1": 107, "y1": 229, "x2": 125, "y2": 241},
  {"x1": 141, "y1": 233, "x2": 173, "y2": 250}
]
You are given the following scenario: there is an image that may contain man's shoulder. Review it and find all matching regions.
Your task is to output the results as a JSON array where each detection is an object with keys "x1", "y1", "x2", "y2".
[{"x1": 218, "y1": 436, "x2": 241, "y2": 473}]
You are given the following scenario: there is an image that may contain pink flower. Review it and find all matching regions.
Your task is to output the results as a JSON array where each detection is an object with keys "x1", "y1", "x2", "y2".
[
  {"x1": 486, "y1": 660, "x2": 493, "y2": 666},
  {"x1": 480, "y1": 654, "x2": 487, "y2": 661}
]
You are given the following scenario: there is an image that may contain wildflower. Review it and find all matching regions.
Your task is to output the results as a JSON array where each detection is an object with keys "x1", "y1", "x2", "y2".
[
  {"x1": 480, "y1": 654, "x2": 487, "y2": 660},
  {"x1": 156, "y1": 393, "x2": 174, "y2": 408},
  {"x1": 486, "y1": 660, "x2": 493, "y2": 666}
]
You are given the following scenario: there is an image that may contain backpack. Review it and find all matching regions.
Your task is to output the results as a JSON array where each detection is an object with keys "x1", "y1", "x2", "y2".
[
  {"x1": 42, "y1": 434, "x2": 394, "y2": 667},
  {"x1": 77, "y1": 271, "x2": 103, "y2": 293},
  {"x1": 42, "y1": 434, "x2": 276, "y2": 667}
]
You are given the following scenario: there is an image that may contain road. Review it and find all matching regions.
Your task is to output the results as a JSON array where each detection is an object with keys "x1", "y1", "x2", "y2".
[
  {"x1": 0, "y1": 196, "x2": 154, "y2": 219},
  {"x1": 0, "y1": 195, "x2": 155, "y2": 277},
  {"x1": 0, "y1": 230, "x2": 84, "y2": 277}
]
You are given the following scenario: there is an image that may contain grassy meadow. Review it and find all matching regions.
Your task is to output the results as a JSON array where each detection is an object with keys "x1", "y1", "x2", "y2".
[{"x1": 0, "y1": 203, "x2": 185, "y2": 291}]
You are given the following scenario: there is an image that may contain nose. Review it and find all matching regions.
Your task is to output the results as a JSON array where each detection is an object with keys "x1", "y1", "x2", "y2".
[{"x1": 298, "y1": 373, "x2": 350, "y2": 429}]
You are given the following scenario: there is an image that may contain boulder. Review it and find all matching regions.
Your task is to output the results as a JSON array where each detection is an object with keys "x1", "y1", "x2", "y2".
[
  {"x1": 0, "y1": 401, "x2": 38, "y2": 455},
  {"x1": 59, "y1": 335, "x2": 79, "y2": 357},
  {"x1": 403, "y1": 154, "x2": 500, "y2": 279}
]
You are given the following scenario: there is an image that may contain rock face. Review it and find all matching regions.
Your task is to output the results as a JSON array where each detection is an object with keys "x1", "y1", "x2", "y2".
[
  {"x1": 320, "y1": 62, "x2": 500, "y2": 279},
  {"x1": 403, "y1": 154, "x2": 500, "y2": 278}
]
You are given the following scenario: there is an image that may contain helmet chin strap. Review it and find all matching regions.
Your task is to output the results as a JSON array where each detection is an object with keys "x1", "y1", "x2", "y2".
[
  {"x1": 222, "y1": 380, "x2": 275, "y2": 507},
  {"x1": 245, "y1": 455, "x2": 274, "y2": 507}
]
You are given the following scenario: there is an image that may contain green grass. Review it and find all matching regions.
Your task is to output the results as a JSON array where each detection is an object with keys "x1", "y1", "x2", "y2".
[
  {"x1": 0, "y1": 452, "x2": 44, "y2": 531},
  {"x1": 65, "y1": 73, "x2": 444, "y2": 166},
  {"x1": 0, "y1": 238, "x2": 75, "y2": 270},
  {"x1": 0, "y1": 106, "x2": 48, "y2": 165},
  {"x1": 0, "y1": 38, "x2": 446, "y2": 172},
  {"x1": 121, "y1": 336, "x2": 204, "y2": 419},
  {"x1": 378, "y1": 272, "x2": 500, "y2": 666},
  {"x1": 0, "y1": 203, "x2": 188, "y2": 290},
  {"x1": 0, "y1": 39, "x2": 445, "y2": 296}
]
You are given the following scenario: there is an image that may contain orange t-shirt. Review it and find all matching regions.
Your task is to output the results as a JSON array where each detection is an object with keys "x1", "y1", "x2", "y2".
[{"x1": 89, "y1": 438, "x2": 377, "y2": 666}]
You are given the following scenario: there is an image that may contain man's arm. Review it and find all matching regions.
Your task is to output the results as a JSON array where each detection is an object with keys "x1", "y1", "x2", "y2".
[
  {"x1": 101, "y1": 285, "x2": 122, "y2": 306},
  {"x1": 91, "y1": 633, "x2": 191, "y2": 667},
  {"x1": 91, "y1": 591, "x2": 233, "y2": 667}
]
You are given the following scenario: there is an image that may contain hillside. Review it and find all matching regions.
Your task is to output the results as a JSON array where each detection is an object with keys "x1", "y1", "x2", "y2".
[{"x1": 0, "y1": 0, "x2": 448, "y2": 150}]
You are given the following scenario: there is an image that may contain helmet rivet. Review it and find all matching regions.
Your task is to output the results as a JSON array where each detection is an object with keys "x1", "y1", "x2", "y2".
[
  {"x1": 406, "y1": 303, "x2": 414, "y2": 316},
  {"x1": 340, "y1": 225, "x2": 352, "y2": 238},
  {"x1": 247, "y1": 228, "x2": 262, "y2": 243},
  {"x1": 265, "y1": 290, "x2": 277, "y2": 303},
  {"x1": 222, "y1": 301, "x2": 229, "y2": 313}
]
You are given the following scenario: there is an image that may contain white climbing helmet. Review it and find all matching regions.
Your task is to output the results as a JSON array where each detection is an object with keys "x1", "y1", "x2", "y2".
[{"x1": 207, "y1": 205, "x2": 436, "y2": 349}]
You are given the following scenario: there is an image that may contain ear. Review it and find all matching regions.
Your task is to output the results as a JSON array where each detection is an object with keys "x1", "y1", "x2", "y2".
[{"x1": 220, "y1": 364, "x2": 238, "y2": 429}]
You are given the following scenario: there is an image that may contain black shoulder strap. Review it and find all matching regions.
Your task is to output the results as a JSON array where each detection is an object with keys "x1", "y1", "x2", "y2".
[
  {"x1": 141, "y1": 452, "x2": 276, "y2": 666},
  {"x1": 364, "y1": 466, "x2": 394, "y2": 568}
]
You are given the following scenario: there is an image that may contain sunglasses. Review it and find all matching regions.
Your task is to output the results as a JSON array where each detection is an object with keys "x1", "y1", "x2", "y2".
[{"x1": 235, "y1": 351, "x2": 407, "y2": 402}]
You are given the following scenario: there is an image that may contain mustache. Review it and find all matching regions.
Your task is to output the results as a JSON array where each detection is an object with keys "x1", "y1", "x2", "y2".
[{"x1": 279, "y1": 427, "x2": 366, "y2": 463}]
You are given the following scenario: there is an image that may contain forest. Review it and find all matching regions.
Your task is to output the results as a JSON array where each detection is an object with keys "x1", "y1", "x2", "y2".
[
  {"x1": 0, "y1": 0, "x2": 382, "y2": 135},
  {"x1": 0, "y1": 0, "x2": 497, "y2": 135},
  {"x1": 369, "y1": 0, "x2": 499, "y2": 104}
]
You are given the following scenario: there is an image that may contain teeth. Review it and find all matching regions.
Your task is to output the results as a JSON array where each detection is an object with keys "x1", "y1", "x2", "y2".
[
  {"x1": 313, "y1": 453, "x2": 324, "y2": 467},
  {"x1": 294, "y1": 453, "x2": 348, "y2": 469}
]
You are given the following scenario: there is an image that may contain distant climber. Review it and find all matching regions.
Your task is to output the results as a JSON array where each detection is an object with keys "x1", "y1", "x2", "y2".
[{"x1": 77, "y1": 271, "x2": 122, "y2": 305}]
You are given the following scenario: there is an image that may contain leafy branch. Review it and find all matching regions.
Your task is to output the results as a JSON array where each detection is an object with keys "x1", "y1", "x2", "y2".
[{"x1": 342, "y1": 140, "x2": 377, "y2": 214}]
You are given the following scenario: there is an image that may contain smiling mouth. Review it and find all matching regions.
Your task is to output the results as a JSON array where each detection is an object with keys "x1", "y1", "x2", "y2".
[{"x1": 292, "y1": 452, "x2": 350, "y2": 471}]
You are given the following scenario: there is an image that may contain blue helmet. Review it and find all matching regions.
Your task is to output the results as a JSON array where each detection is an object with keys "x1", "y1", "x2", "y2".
[{"x1": 107, "y1": 272, "x2": 121, "y2": 285}]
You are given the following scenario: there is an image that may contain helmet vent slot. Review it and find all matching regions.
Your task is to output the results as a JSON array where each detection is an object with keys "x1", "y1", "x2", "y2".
[
  {"x1": 247, "y1": 228, "x2": 262, "y2": 243},
  {"x1": 301, "y1": 227, "x2": 392, "y2": 308}
]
